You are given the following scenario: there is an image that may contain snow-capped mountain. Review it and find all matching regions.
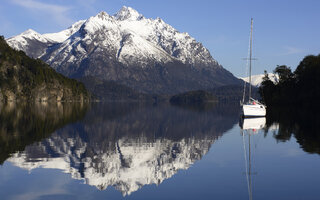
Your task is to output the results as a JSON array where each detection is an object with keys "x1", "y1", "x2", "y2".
[
  {"x1": 6, "y1": 6, "x2": 241, "y2": 94},
  {"x1": 240, "y1": 73, "x2": 279, "y2": 87}
]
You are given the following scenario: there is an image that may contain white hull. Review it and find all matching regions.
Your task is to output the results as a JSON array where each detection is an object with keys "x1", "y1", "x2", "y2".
[{"x1": 242, "y1": 104, "x2": 266, "y2": 117}]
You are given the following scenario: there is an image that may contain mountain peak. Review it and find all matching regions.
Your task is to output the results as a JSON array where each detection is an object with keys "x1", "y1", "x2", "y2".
[
  {"x1": 7, "y1": 28, "x2": 47, "y2": 45},
  {"x1": 21, "y1": 29, "x2": 40, "y2": 36},
  {"x1": 114, "y1": 6, "x2": 143, "y2": 21},
  {"x1": 96, "y1": 11, "x2": 111, "y2": 19}
]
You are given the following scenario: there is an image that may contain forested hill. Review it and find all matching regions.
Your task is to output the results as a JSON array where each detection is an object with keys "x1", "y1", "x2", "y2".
[{"x1": 0, "y1": 36, "x2": 89, "y2": 102}]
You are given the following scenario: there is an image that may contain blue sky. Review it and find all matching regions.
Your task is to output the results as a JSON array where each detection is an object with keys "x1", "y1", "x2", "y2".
[{"x1": 1, "y1": 0, "x2": 320, "y2": 77}]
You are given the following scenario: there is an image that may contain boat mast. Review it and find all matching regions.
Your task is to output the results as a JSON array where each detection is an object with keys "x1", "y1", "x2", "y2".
[{"x1": 249, "y1": 18, "x2": 253, "y2": 100}]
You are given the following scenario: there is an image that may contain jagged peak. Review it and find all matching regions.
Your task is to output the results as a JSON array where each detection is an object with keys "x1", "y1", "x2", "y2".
[
  {"x1": 114, "y1": 6, "x2": 144, "y2": 21},
  {"x1": 96, "y1": 11, "x2": 111, "y2": 19},
  {"x1": 80, "y1": 11, "x2": 117, "y2": 34},
  {"x1": 84, "y1": 11, "x2": 113, "y2": 24},
  {"x1": 20, "y1": 29, "x2": 40, "y2": 36}
]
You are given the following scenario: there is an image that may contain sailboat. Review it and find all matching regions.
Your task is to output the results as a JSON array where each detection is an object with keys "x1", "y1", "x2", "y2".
[{"x1": 241, "y1": 18, "x2": 266, "y2": 117}]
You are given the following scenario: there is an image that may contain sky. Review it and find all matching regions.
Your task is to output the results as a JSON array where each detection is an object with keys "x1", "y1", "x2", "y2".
[{"x1": 1, "y1": 0, "x2": 320, "y2": 77}]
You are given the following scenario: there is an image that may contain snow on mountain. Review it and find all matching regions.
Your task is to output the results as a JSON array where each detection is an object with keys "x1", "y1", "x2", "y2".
[
  {"x1": 114, "y1": 6, "x2": 144, "y2": 21},
  {"x1": 240, "y1": 73, "x2": 279, "y2": 87},
  {"x1": 6, "y1": 20, "x2": 85, "y2": 59},
  {"x1": 43, "y1": 20, "x2": 86, "y2": 43},
  {"x1": 46, "y1": 7, "x2": 215, "y2": 67},
  {"x1": 7, "y1": 29, "x2": 48, "y2": 44},
  {"x1": 6, "y1": 29, "x2": 52, "y2": 58}
]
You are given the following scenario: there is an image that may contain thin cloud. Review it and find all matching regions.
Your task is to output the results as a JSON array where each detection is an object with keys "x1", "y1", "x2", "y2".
[
  {"x1": 281, "y1": 46, "x2": 304, "y2": 56},
  {"x1": 11, "y1": 0, "x2": 73, "y2": 27}
]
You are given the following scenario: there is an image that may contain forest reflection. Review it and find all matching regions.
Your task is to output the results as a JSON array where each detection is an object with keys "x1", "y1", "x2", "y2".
[
  {"x1": 265, "y1": 107, "x2": 320, "y2": 155},
  {"x1": 0, "y1": 102, "x2": 89, "y2": 164}
]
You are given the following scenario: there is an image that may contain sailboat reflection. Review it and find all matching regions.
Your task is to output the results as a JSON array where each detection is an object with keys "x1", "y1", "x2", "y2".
[
  {"x1": 239, "y1": 117, "x2": 266, "y2": 200},
  {"x1": 240, "y1": 117, "x2": 266, "y2": 130}
]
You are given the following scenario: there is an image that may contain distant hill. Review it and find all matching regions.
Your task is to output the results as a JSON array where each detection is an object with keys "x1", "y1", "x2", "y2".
[
  {"x1": 78, "y1": 76, "x2": 154, "y2": 101},
  {"x1": 240, "y1": 73, "x2": 278, "y2": 87},
  {"x1": 0, "y1": 36, "x2": 89, "y2": 102},
  {"x1": 170, "y1": 90, "x2": 217, "y2": 104}
]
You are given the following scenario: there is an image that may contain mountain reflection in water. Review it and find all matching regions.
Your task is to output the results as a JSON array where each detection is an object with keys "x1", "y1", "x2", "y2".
[{"x1": 5, "y1": 102, "x2": 239, "y2": 195}]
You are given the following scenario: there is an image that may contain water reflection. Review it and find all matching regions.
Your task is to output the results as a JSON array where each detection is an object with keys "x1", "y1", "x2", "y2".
[
  {"x1": 1, "y1": 103, "x2": 320, "y2": 199},
  {"x1": 6, "y1": 103, "x2": 239, "y2": 196},
  {"x1": 265, "y1": 107, "x2": 320, "y2": 155},
  {"x1": 0, "y1": 102, "x2": 88, "y2": 164},
  {"x1": 240, "y1": 117, "x2": 266, "y2": 130}
]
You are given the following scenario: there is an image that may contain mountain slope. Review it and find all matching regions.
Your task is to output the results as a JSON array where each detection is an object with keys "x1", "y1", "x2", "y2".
[
  {"x1": 0, "y1": 36, "x2": 89, "y2": 101},
  {"x1": 6, "y1": 6, "x2": 241, "y2": 94},
  {"x1": 78, "y1": 76, "x2": 154, "y2": 101}
]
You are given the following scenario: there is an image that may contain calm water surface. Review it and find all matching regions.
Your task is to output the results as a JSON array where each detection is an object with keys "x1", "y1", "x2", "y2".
[{"x1": 0, "y1": 102, "x2": 319, "y2": 200}]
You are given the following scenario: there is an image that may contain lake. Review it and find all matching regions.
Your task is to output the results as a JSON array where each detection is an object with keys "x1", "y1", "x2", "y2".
[{"x1": 0, "y1": 102, "x2": 319, "y2": 200}]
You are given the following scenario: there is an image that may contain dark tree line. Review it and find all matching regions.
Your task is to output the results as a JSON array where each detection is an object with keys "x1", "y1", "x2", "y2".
[{"x1": 259, "y1": 54, "x2": 320, "y2": 111}]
